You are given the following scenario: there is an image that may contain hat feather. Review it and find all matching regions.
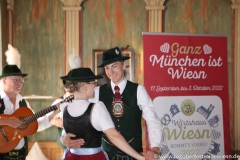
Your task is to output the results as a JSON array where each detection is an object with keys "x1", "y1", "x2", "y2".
[
  {"x1": 5, "y1": 44, "x2": 21, "y2": 68},
  {"x1": 68, "y1": 49, "x2": 81, "y2": 69}
]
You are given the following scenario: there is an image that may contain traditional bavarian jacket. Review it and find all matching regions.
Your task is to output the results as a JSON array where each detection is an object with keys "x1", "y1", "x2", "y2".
[
  {"x1": 90, "y1": 79, "x2": 162, "y2": 152},
  {"x1": 100, "y1": 81, "x2": 143, "y2": 153}
]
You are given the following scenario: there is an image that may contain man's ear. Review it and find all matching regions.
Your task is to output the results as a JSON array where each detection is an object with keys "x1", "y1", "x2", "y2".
[
  {"x1": 122, "y1": 61, "x2": 127, "y2": 70},
  {"x1": 2, "y1": 77, "x2": 7, "y2": 84}
]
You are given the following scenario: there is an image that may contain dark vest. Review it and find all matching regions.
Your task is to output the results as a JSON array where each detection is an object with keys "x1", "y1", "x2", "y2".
[
  {"x1": 0, "y1": 97, "x2": 28, "y2": 153},
  {"x1": 63, "y1": 103, "x2": 102, "y2": 148},
  {"x1": 100, "y1": 81, "x2": 143, "y2": 153}
]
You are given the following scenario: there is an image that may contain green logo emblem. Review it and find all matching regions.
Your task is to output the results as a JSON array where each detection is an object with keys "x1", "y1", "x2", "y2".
[{"x1": 181, "y1": 99, "x2": 195, "y2": 116}]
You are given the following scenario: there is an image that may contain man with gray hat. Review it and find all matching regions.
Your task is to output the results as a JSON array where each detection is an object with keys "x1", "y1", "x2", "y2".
[{"x1": 0, "y1": 64, "x2": 58, "y2": 160}]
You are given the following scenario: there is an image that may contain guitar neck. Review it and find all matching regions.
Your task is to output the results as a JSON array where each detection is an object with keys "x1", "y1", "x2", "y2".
[
  {"x1": 21, "y1": 95, "x2": 73, "y2": 125},
  {"x1": 24, "y1": 105, "x2": 58, "y2": 124}
]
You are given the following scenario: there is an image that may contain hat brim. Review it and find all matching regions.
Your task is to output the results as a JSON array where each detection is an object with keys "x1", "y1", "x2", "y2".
[
  {"x1": 60, "y1": 75, "x2": 103, "y2": 82},
  {"x1": 0, "y1": 73, "x2": 28, "y2": 79},
  {"x1": 98, "y1": 57, "x2": 130, "y2": 68}
]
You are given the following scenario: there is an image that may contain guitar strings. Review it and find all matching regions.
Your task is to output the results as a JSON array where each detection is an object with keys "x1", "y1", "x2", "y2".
[{"x1": 18, "y1": 95, "x2": 73, "y2": 129}]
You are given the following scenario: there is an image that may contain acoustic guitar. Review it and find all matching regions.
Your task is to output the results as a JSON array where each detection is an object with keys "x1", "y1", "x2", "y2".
[{"x1": 0, "y1": 95, "x2": 74, "y2": 153}]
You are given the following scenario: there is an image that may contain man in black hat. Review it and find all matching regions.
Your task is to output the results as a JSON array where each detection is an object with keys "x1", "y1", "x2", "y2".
[
  {"x1": 95, "y1": 47, "x2": 162, "y2": 160},
  {"x1": 0, "y1": 64, "x2": 59, "y2": 160}
]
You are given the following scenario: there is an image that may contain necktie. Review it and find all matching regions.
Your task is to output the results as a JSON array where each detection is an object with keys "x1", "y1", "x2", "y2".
[
  {"x1": 112, "y1": 85, "x2": 124, "y2": 117},
  {"x1": 114, "y1": 86, "x2": 121, "y2": 101}
]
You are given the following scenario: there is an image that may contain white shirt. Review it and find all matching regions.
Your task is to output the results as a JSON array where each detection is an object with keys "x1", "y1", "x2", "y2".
[
  {"x1": 0, "y1": 89, "x2": 51, "y2": 150},
  {"x1": 90, "y1": 78, "x2": 162, "y2": 148},
  {"x1": 60, "y1": 100, "x2": 115, "y2": 133}
]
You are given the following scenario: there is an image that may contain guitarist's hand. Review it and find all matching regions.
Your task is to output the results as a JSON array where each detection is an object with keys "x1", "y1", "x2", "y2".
[
  {"x1": 2, "y1": 117, "x2": 23, "y2": 128},
  {"x1": 48, "y1": 102, "x2": 62, "y2": 122},
  {"x1": 61, "y1": 133, "x2": 85, "y2": 148}
]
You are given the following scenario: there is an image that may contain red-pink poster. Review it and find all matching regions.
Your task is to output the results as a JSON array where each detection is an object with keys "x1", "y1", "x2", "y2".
[{"x1": 143, "y1": 32, "x2": 230, "y2": 159}]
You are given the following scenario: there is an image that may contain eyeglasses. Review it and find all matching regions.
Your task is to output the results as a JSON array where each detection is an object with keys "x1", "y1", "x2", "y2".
[{"x1": 7, "y1": 78, "x2": 25, "y2": 83}]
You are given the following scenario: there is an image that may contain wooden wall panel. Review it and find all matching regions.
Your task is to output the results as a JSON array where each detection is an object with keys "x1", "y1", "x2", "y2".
[
  {"x1": 28, "y1": 142, "x2": 63, "y2": 160},
  {"x1": 1, "y1": 0, "x2": 9, "y2": 64},
  {"x1": 164, "y1": 0, "x2": 232, "y2": 59},
  {"x1": 13, "y1": 0, "x2": 64, "y2": 142},
  {"x1": 82, "y1": 0, "x2": 146, "y2": 84}
]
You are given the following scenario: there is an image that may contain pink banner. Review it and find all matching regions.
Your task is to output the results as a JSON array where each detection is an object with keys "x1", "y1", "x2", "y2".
[{"x1": 143, "y1": 32, "x2": 230, "y2": 159}]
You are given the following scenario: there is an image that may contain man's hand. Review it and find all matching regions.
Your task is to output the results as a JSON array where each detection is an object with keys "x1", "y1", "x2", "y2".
[
  {"x1": 50, "y1": 118, "x2": 63, "y2": 128},
  {"x1": 145, "y1": 147, "x2": 160, "y2": 160},
  {"x1": 48, "y1": 107, "x2": 61, "y2": 122},
  {"x1": 1, "y1": 117, "x2": 23, "y2": 128},
  {"x1": 60, "y1": 133, "x2": 85, "y2": 148}
]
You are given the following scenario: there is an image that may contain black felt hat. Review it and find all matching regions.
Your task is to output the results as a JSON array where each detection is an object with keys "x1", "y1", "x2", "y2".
[
  {"x1": 0, "y1": 64, "x2": 28, "y2": 79},
  {"x1": 98, "y1": 47, "x2": 130, "y2": 68},
  {"x1": 60, "y1": 68, "x2": 103, "y2": 82}
]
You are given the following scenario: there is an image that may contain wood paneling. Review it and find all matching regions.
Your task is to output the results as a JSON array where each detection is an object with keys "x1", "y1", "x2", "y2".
[
  {"x1": 82, "y1": 0, "x2": 146, "y2": 84},
  {"x1": 28, "y1": 142, "x2": 63, "y2": 160},
  {"x1": 13, "y1": 0, "x2": 64, "y2": 142}
]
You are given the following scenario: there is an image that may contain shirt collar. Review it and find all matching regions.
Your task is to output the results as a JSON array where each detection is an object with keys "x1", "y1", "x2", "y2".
[
  {"x1": 0, "y1": 89, "x2": 23, "y2": 101},
  {"x1": 111, "y1": 78, "x2": 127, "y2": 94},
  {"x1": 0, "y1": 89, "x2": 7, "y2": 99}
]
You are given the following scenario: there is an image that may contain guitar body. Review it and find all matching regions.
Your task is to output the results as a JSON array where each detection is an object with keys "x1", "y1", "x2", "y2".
[
  {"x1": 0, "y1": 95, "x2": 74, "y2": 153},
  {"x1": 0, "y1": 107, "x2": 38, "y2": 153}
]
